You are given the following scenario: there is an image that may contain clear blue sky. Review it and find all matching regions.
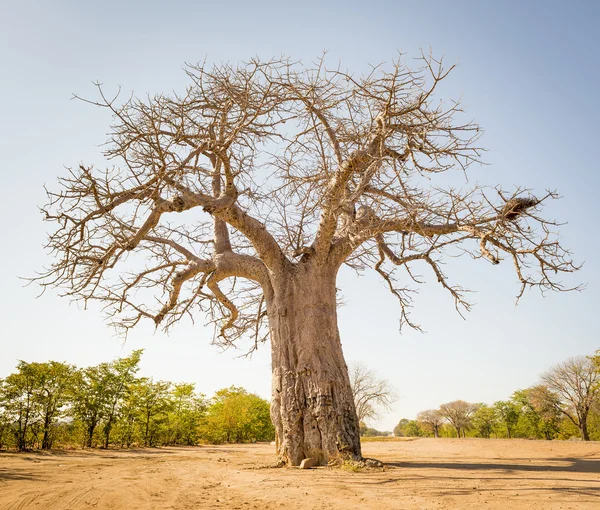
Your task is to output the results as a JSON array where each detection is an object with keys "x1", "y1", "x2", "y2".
[{"x1": 1, "y1": 0, "x2": 598, "y2": 431}]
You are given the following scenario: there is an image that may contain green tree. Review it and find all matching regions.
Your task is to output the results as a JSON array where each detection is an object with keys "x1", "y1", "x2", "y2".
[
  {"x1": 100, "y1": 350, "x2": 142, "y2": 448},
  {"x1": 494, "y1": 399, "x2": 521, "y2": 439},
  {"x1": 166, "y1": 383, "x2": 207, "y2": 445},
  {"x1": 71, "y1": 365, "x2": 109, "y2": 447},
  {"x1": 405, "y1": 420, "x2": 423, "y2": 437},
  {"x1": 0, "y1": 383, "x2": 9, "y2": 449},
  {"x1": 472, "y1": 404, "x2": 498, "y2": 438},
  {"x1": 360, "y1": 423, "x2": 390, "y2": 437},
  {"x1": 1, "y1": 362, "x2": 40, "y2": 450},
  {"x1": 131, "y1": 378, "x2": 172, "y2": 446},
  {"x1": 393, "y1": 418, "x2": 422, "y2": 437},
  {"x1": 30, "y1": 362, "x2": 75, "y2": 449},
  {"x1": 393, "y1": 418, "x2": 410, "y2": 437},
  {"x1": 591, "y1": 350, "x2": 600, "y2": 372},
  {"x1": 514, "y1": 386, "x2": 561, "y2": 440},
  {"x1": 439, "y1": 401, "x2": 477, "y2": 438},
  {"x1": 70, "y1": 351, "x2": 143, "y2": 448},
  {"x1": 202, "y1": 387, "x2": 274, "y2": 443}
]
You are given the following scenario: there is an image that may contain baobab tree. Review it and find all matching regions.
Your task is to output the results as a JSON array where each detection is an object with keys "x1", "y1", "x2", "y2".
[{"x1": 38, "y1": 55, "x2": 577, "y2": 465}]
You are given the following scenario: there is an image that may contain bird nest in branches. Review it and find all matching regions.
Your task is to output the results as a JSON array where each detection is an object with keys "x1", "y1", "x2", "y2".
[{"x1": 501, "y1": 198, "x2": 538, "y2": 221}]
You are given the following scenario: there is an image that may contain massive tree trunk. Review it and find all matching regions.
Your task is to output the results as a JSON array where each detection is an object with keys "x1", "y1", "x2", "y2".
[{"x1": 267, "y1": 263, "x2": 362, "y2": 466}]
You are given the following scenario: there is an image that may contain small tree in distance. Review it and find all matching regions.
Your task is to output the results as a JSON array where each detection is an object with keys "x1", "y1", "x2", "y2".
[
  {"x1": 37, "y1": 54, "x2": 578, "y2": 465},
  {"x1": 349, "y1": 362, "x2": 396, "y2": 425},
  {"x1": 494, "y1": 399, "x2": 521, "y2": 439},
  {"x1": 417, "y1": 409, "x2": 444, "y2": 438},
  {"x1": 439, "y1": 400, "x2": 478, "y2": 438},
  {"x1": 393, "y1": 418, "x2": 423, "y2": 437},
  {"x1": 541, "y1": 356, "x2": 600, "y2": 441},
  {"x1": 472, "y1": 404, "x2": 498, "y2": 438},
  {"x1": 201, "y1": 386, "x2": 274, "y2": 444}
]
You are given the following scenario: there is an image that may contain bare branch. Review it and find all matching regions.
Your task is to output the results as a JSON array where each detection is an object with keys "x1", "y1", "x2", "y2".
[{"x1": 36, "y1": 55, "x2": 579, "y2": 345}]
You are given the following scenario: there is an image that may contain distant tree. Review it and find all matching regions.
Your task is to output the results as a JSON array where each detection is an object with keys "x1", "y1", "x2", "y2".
[
  {"x1": 416, "y1": 409, "x2": 444, "y2": 438},
  {"x1": 494, "y1": 399, "x2": 521, "y2": 439},
  {"x1": 71, "y1": 365, "x2": 110, "y2": 447},
  {"x1": 71, "y1": 351, "x2": 143, "y2": 448},
  {"x1": 166, "y1": 383, "x2": 207, "y2": 445},
  {"x1": 393, "y1": 418, "x2": 422, "y2": 437},
  {"x1": 202, "y1": 387, "x2": 274, "y2": 444},
  {"x1": 0, "y1": 362, "x2": 75, "y2": 450},
  {"x1": 513, "y1": 386, "x2": 561, "y2": 440},
  {"x1": 349, "y1": 363, "x2": 396, "y2": 424},
  {"x1": 30, "y1": 362, "x2": 75, "y2": 449},
  {"x1": 113, "y1": 388, "x2": 138, "y2": 448},
  {"x1": 360, "y1": 424, "x2": 391, "y2": 437},
  {"x1": 472, "y1": 404, "x2": 498, "y2": 438},
  {"x1": 0, "y1": 388, "x2": 9, "y2": 449},
  {"x1": 439, "y1": 400, "x2": 478, "y2": 438},
  {"x1": 1, "y1": 364, "x2": 38, "y2": 450},
  {"x1": 131, "y1": 378, "x2": 172, "y2": 447},
  {"x1": 393, "y1": 418, "x2": 409, "y2": 437},
  {"x1": 101, "y1": 350, "x2": 142, "y2": 448},
  {"x1": 592, "y1": 350, "x2": 600, "y2": 370},
  {"x1": 404, "y1": 420, "x2": 423, "y2": 437},
  {"x1": 541, "y1": 356, "x2": 600, "y2": 440}
]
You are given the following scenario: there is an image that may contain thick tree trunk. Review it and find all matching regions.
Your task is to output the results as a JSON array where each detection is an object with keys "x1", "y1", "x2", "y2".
[{"x1": 267, "y1": 264, "x2": 362, "y2": 466}]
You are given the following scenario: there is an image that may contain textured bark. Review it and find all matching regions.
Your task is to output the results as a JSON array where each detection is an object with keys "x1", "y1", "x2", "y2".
[{"x1": 267, "y1": 264, "x2": 362, "y2": 466}]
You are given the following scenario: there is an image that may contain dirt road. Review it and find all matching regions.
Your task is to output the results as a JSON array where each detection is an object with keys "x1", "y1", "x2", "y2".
[{"x1": 1, "y1": 438, "x2": 599, "y2": 509}]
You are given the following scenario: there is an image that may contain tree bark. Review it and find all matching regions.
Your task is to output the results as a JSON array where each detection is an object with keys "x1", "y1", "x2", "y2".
[
  {"x1": 41, "y1": 411, "x2": 52, "y2": 450},
  {"x1": 103, "y1": 420, "x2": 113, "y2": 449},
  {"x1": 86, "y1": 421, "x2": 97, "y2": 448},
  {"x1": 18, "y1": 405, "x2": 30, "y2": 451},
  {"x1": 580, "y1": 412, "x2": 590, "y2": 441},
  {"x1": 267, "y1": 264, "x2": 362, "y2": 466}
]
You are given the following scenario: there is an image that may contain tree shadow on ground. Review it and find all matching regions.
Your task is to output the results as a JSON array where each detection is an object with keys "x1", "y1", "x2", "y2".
[
  {"x1": 0, "y1": 467, "x2": 40, "y2": 482},
  {"x1": 0, "y1": 445, "x2": 250, "y2": 462},
  {"x1": 364, "y1": 460, "x2": 600, "y2": 503},
  {"x1": 385, "y1": 458, "x2": 600, "y2": 474}
]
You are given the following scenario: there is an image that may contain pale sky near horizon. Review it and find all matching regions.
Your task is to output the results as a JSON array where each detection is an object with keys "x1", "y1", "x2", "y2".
[{"x1": 1, "y1": 0, "x2": 598, "y2": 431}]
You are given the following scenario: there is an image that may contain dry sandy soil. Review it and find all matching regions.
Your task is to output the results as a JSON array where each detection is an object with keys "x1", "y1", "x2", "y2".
[{"x1": 1, "y1": 438, "x2": 599, "y2": 509}]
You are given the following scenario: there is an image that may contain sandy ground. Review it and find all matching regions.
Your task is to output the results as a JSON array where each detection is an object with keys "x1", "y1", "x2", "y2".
[{"x1": 1, "y1": 438, "x2": 599, "y2": 509}]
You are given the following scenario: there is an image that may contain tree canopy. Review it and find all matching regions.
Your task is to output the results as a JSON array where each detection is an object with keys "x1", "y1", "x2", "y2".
[{"x1": 38, "y1": 55, "x2": 578, "y2": 346}]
